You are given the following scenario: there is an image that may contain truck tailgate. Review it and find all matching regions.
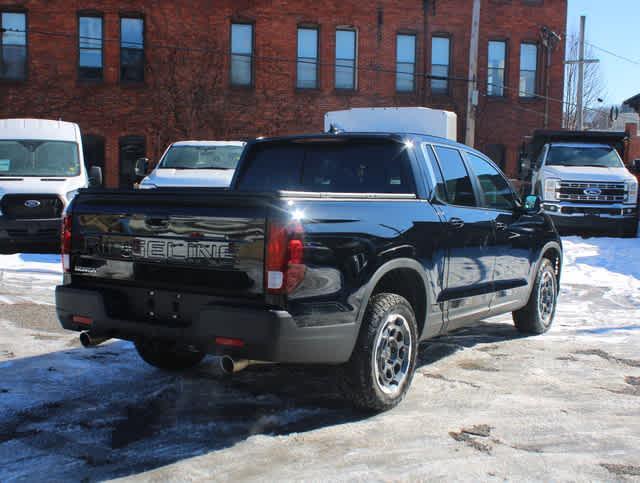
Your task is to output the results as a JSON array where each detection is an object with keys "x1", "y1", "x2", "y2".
[{"x1": 69, "y1": 190, "x2": 271, "y2": 298}]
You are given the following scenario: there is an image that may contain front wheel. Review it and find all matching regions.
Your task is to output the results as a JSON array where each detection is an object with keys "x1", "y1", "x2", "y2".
[
  {"x1": 339, "y1": 293, "x2": 418, "y2": 412},
  {"x1": 135, "y1": 339, "x2": 205, "y2": 371},
  {"x1": 513, "y1": 258, "x2": 558, "y2": 334}
]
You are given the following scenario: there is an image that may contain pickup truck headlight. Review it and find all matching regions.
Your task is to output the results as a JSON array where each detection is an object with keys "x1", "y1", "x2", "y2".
[
  {"x1": 543, "y1": 178, "x2": 560, "y2": 202},
  {"x1": 65, "y1": 189, "x2": 79, "y2": 202},
  {"x1": 626, "y1": 180, "x2": 638, "y2": 204}
]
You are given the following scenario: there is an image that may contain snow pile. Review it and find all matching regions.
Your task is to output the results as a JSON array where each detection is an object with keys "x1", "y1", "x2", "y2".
[
  {"x1": 0, "y1": 253, "x2": 61, "y2": 305},
  {"x1": 561, "y1": 236, "x2": 640, "y2": 305}
]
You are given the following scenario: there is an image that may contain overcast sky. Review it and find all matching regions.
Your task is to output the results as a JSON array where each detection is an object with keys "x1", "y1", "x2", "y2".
[{"x1": 567, "y1": 0, "x2": 640, "y2": 106}]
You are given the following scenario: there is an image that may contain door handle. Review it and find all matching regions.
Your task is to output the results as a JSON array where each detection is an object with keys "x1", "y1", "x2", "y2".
[
  {"x1": 495, "y1": 221, "x2": 507, "y2": 231},
  {"x1": 448, "y1": 217, "x2": 465, "y2": 229}
]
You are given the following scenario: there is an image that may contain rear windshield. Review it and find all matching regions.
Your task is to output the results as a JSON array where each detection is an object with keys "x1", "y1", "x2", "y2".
[{"x1": 236, "y1": 140, "x2": 415, "y2": 193}]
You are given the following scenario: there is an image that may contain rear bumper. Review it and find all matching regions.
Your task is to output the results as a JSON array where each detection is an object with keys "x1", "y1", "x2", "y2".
[
  {"x1": 0, "y1": 217, "x2": 61, "y2": 247},
  {"x1": 55, "y1": 286, "x2": 357, "y2": 364}
]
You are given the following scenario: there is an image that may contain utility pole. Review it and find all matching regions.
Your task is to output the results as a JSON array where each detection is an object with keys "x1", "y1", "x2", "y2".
[
  {"x1": 565, "y1": 15, "x2": 599, "y2": 130},
  {"x1": 465, "y1": 0, "x2": 481, "y2": 147},
  {"x1": 540, "y1": 26, "x2": 561, "y2": 128}
]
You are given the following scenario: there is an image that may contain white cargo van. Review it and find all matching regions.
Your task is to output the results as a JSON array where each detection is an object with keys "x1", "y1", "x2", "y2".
[
  {"x1": 324, "y1": 107, "x2": 458, "y2": 141},
  {"x1": 0, "y1": 119, "x2": 101, "y2": 252},
  {"x1": 137, "y1": 141, "x2": 246, "y2": 189}
]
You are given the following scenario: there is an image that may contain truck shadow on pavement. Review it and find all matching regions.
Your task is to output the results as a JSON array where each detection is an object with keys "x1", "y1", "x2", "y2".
[{"x1": 0, "y1": 320, "x2": 522, "y2": 481}]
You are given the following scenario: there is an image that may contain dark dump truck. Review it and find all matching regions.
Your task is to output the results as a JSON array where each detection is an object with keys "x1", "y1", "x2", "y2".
[{"x1": 56, "y1": 133, "x2": 562, "y2": 411}]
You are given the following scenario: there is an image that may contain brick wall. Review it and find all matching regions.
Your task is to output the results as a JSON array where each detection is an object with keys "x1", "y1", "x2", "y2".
[{"x1": 0, "y1": 0, "x2": 567, "y2": 187}]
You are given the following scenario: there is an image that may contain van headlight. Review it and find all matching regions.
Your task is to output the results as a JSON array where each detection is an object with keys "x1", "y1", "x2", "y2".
[
  {"x1": 626, "y1": 179, "x2": 638, "y2": 204},
  {"x1": 65, "y1": 189, "x2": 79, "y2": 202},
  {"x1": 543, "y1": 178, "x2": 560, "y2": 202}
]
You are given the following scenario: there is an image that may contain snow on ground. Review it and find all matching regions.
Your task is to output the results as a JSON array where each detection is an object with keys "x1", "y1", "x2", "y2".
[
  {"x1": 0, "y1": 236, "x2": 639, "y2": 481},
  {"x1": 0, "y1": 253, "x2": 61, "y2": 305}
]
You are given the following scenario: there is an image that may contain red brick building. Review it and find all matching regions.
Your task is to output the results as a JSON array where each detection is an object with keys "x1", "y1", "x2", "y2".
[{"x1": 0, "y1": 0, "x2": 567, "y2": 187}]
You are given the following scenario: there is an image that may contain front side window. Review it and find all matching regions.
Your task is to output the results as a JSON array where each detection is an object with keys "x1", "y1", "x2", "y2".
[
  {"x1": 297, "y1": 27, "x2": 318, "y2": 89},
  {"x1": 396, "y1": 34, "x2": 416, "y2": 92},
  {"x1": 433, "y1": 146, "x2": 476, "y2": 207},
  {"x1": 335, "y1": 29, "x2": 356, "y2": 89},
  {"x1": 519, "y1": 43, "x2": 537, "y2": 97},
  {"x1": 488, "y1": 40, "x2": 506, "y2": 96},
  {"x1": 159, "y1": 145, "x2": 244, "y2": 170},
  {"x1": 0, "y1": 141, "x2": 80, "y2": 177},
  {"x1": 120, "y1": 17, "x2": 144, "y2": 82},
  {"x1": 231, "y1": 23, "x2": 253, "y2": 86},
  {"x1": 1, "y1": 12, "x2": 27, "y2": 80},
  {"x1": 431, "y1": 36, "x2": 450, "y2": 94},
  {"x1": 79, "y1": 15, "x2": 103, "y2": 80},
  {"x1": 466, "y1": 153, "x2": 515, "y2": 210}
]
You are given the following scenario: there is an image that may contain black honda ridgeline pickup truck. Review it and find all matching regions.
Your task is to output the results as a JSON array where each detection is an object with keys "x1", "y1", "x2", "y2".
[{"x1": 56, "y1": 133, "x2": 562, "y2": 411}]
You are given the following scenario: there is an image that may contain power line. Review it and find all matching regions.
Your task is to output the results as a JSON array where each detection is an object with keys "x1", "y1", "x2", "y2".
[
  {"x1": 2, "y1": 26, "x2": 605, "y2": 117},
  {"x1": 584, "y1": 40, "x2": 640, "y2": 67}
]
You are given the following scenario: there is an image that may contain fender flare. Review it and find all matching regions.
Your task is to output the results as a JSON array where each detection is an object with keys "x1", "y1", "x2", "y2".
[
  {"x1": 354, "y1": 257, "x2": 430, "y2": 332},
  {"x1": 525, "y1": 240, "x2": 563, "y2": 299}
]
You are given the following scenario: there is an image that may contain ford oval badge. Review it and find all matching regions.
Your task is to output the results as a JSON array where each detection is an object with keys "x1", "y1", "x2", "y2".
[
  {"x1": 24, "y1": 199, "x2": 41, "y2": 208},
  {"x1": 583, "y1": 188, "x2": 602, "y2": 196}
]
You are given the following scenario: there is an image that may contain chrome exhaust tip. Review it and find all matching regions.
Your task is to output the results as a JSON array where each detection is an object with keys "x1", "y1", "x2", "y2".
[
  {"x1": 219, "y1": 356, "x2": 268, "y2": 374},
  {"x1": 79, "y1": 331, "x2": 110, "y2": 348}
]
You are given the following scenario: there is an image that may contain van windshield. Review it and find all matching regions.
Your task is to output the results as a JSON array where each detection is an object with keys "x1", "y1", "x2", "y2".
[
  {"x1": 546, "y1": 146, "x2": 624, "y2": 168},
  {"x1": 159, "y1": 145, "x2": 244, "y2": 170},
  {"x1": 0, "y1": 140, "x2": 81, "y2": 177}
]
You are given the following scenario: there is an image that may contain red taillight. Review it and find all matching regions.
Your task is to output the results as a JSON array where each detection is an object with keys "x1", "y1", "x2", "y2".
[
  {"x1": 61, "y1": 214, "x2": 72, "y2": 272},
  {"x1": 265, "y1": 220, "x2": 305, "y2": 295}
]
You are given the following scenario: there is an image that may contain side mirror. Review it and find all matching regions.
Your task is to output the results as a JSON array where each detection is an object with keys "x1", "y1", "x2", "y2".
[
  {"x1": 632, "y1": 159, "x2": 640, "y2": 173},
  {"x1": 523, "y1": 194, "x2": 542, "y2": 214},
  {"x1": 135, "y1": 157, "x2": 149, "y2": 179},
  {"x1": 88, "y1": 166, "x2": 103, "y2": 187}
]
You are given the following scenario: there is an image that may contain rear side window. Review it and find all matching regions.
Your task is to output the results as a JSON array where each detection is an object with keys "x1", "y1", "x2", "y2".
[
  {"x1": 433, "y1": 146, "x2": 476, "y2": 207},
  {"x1": 237, "y1": 140, "x2": 414, "y2": 193}
]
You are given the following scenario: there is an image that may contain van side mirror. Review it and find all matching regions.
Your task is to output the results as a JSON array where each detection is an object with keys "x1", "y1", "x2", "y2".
[
  {"x1": 632, "y1": 159, "x2": 640, "y2": 173},
  {"x1": 523, "y1": 194, "x2": 542, "y2": 214},
  {"x1": 88, "y1": 166, "x2": 103, "y2": 187},
  {"x1": 135, "y1": 157, "x2": 149, "y2": 179}
]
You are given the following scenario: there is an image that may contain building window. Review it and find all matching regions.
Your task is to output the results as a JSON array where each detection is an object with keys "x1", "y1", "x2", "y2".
[
  {"x1": 231, "y1": 23, "x2": 253, "y2": 87},
  {"x1": 396, "y1": 34, "x2": 416, "y2": 92},
  {"x1": 488, "y1": 40, "x2": 507, "y2": 96},
  {"x1": 120, "y1": 17, "x2": 144, "y2": 82},
  {"x1": 335, "y1": 29, "x2": 356, "y2": 89},
  {"x1": 519, "y1": 43, "x2": 537, "y2": 97},
  {"x1": 297, "y1": 27, "x2": 318, "y2": 89},
  {"x1": 1, "y1": 12, "x2": 27, "y2": 80},
  {"x1": 78, "y1": 15, "x2": 103, "y2": 80},
  {"x1": 431, "y1": 36, "x2": 450, "y2": 95}
]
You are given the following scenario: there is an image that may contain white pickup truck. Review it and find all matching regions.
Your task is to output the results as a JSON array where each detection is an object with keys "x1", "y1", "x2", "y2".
[
  {"x1": 531, "y1": 141, "x2": 638, "y2": 236},
  {"x1": 137, "y1": 141, "x2": 245, "y2": 189},
  {"x1": 0, "y1": 118, "x2": 101, "y2": 252}
]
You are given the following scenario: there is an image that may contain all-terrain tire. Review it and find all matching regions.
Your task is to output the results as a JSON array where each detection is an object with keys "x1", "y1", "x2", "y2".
[
  {"x1": 512, "y1": 258, "x2": 558, "y2": 334},
  {"x1": 339, "y1": 293, "x2": 418, "y2": 412},
  {"x1": 134, "y1": 339, "x2": 205, "y2": 371}
]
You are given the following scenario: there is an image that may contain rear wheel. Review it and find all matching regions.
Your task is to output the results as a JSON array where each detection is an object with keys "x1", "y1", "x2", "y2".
[
  {"x1": 134, "y1": 339, "x2": 205, "y2": 371},
  {"x1": 513, "y1": 258, "x2": 557, "y2": 334},
  {"x1": 339, "y1": 293, "x2": 418, "y2": 412}
]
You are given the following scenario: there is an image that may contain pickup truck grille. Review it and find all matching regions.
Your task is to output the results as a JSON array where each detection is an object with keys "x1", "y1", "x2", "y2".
[
  {"x1": 1, "y1": 194, "x2": 64, "y2": 219},
  {"x1": 557, "y1": 181, "x2": 626, "y2": 203}
]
